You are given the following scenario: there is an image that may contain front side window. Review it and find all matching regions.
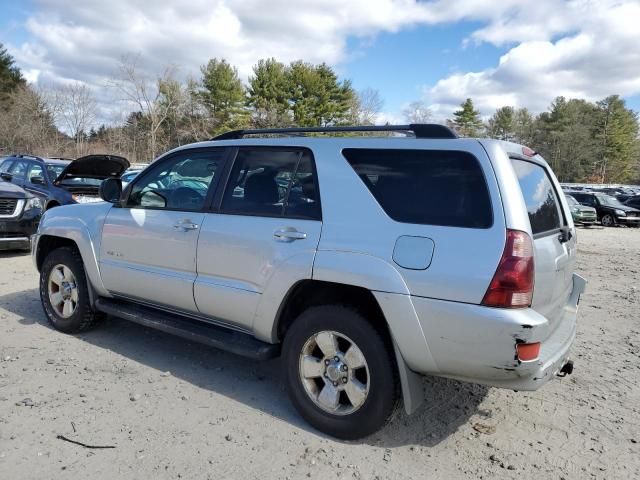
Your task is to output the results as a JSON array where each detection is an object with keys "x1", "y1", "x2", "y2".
[
  {"x1": 8, "y1": 160, "x2": 28, "y2": 179},
  {"x1": 511, "y1": 159, "x2": 563, "y2": 235},
  {"x1": 127, "y1": 149, "x2": 224, "y2": 210},
  {"x1": 221, "y1": 148, "x2": 321, "y2": 220},
  {"x1": 26, "y1": 163, "x2": 45, "y2": 184},
  {"x1": 343, "y1": 148, "x2": 492, "y2": 228}
]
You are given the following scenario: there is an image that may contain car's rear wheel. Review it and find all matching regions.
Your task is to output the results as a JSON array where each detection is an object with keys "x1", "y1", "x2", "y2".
[
  {"x1": 283, "y1": 305, "x2": 398, "y2": 439},
  {"x1": 601, "y1": 214, "x2": 615, "y2": 227},
  {"x1": 39, "y1": 246, "x2": 103, "y2": 333}
]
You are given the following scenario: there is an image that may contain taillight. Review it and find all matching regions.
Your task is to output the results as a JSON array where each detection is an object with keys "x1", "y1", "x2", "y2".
[{"x1": 482, "y1": 229, "x2": 534, "y2": 308}]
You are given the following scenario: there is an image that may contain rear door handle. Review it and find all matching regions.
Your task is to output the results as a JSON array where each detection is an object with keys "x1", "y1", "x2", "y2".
[
  {"x1": 274, "y1": 228, "x2": 307, "y2": 242},
  {"x1": 173, "y1": 220, "x2": 199, "y2": 231}
]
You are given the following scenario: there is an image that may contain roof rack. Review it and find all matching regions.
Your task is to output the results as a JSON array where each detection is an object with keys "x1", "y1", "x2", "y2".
[
  {"x1": 10, "y1": 153, "x2": 44, "y2": 160},
  {"x1": 211, "y1": 124, "x2": 458, "y2": 141}
]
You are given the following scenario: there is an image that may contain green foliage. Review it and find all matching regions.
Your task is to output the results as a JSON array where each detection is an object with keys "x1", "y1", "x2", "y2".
[
  {"x1": 199, "y1": 58, "x2": 249, "y2": 132},
  {"x1": 0, "y1": 43, "x2": 25, "y2": 105},
  {"x1": 247, "y1": 58, "x2": 291, "y2": 127},
  {"x1": 486, "y1": 95, "x2": 640, "y2": 183},
  {"x1": 452, "y1": 98, "x2": 483, "y2": 137}
]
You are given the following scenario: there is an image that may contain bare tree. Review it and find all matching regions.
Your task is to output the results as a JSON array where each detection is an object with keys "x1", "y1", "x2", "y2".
[
  {"x1": 51, "y1": 82, "x2": 97, "y2": 155},
  {"x1": 109, "y1": 55, "x2": 179, "y2": 160},
  {"x1": 403, "y1": 100, "x2": 432, "y2": 123},
  {"x1": 356, "y1": 88, "x2": 384, "y2": 125}
]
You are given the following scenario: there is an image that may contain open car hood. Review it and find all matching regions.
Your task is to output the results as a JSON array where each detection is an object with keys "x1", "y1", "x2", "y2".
[{"x1": 55, "y1": 154, "x2": 130, "y2": 183}]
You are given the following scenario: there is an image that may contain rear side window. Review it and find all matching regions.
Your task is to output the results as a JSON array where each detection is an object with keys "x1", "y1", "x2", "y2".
[
  {"x1": 343, "y1": 148, "x2": 492, "y2": 228},
  {"x1": 221, "y1": 148, "x2": 321, "y2": 220},
  {"x1": 511, "y1": 159, "x2": 563, "y2": 235}
]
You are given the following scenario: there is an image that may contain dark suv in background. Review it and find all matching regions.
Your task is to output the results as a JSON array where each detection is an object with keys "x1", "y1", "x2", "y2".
[
  {"x1": 569, "y1": 191, "x2": 640, "y2": 227},
  {"x1": 0, "y1": 154, "x2": 129, "y2": 210},
  {"x1": 0, "y1": 178, "x2": 42, "y2": 250}
]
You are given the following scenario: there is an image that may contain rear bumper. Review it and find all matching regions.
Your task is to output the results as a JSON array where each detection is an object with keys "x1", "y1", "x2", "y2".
[{"x1": 404, "y1": 273, "x2": 586, "y2": 391}]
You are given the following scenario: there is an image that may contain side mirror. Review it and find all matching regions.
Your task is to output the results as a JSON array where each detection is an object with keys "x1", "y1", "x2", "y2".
[
  {"x1": 30, "y1": 175, "x2": 45, "y2": 185},
  {"x1": 0, "y1": 172, "x2": 12, "y2": 181},
  {"x1": 99, "y1": 177, "x2": 123, "y2": 204}
]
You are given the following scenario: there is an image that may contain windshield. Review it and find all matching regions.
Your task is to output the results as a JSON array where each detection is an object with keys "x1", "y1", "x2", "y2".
[
  {"x1": 46, "y1": 164, "x2": 67, "y2": 182},
  {"x1": 596, "y1": 194, "x2": 626, "y2": 207},
  {"x1": 565, "y1": 195, "x2": 578, "y2": 206}
]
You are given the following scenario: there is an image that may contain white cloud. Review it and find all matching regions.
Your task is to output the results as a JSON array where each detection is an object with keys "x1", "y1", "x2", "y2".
[
  {"x1": 4, "y1": 0, "x2": 640, "y2": 125},
  {"x1": 425, "y1": 0, "x2": 640, "y2": 117}
]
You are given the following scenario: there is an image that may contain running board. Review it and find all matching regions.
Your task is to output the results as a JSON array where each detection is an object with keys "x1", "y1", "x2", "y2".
[{"x1": 94, "y1": 298, "x2": 280, "y2": 361}]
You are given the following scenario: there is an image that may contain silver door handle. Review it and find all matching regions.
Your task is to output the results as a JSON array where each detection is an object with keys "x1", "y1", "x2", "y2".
[
  {"x1": 174, "y1": 221, "x2": 199, "y2": 231},
  {"x1": 274, "y1": 228, "x2": 307, "y2": 242}
]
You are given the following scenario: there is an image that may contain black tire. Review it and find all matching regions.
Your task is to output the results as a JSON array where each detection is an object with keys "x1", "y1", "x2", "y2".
[
  {"x1": 283, "y1": 305, "x2": 398, "y2": 440},
  {"x1": 601, "y1": 214, "x2": 615, "y2": 227},
  {"x1": 39, "y1": 246, "x2": 102, "y2": 333}
]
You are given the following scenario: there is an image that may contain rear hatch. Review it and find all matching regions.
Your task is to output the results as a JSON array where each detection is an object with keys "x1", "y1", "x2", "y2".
[{"x1": 510, "y1": 157, "x2": 576, "y2": 332}]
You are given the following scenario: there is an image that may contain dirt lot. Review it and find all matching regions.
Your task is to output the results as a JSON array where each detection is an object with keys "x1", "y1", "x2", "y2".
[{"x1": 0, "y1": 227, "x2": 639, "y2": 480}]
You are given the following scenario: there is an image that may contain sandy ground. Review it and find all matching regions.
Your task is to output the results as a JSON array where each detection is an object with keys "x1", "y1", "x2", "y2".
[{"x1": 0, "y1": 227, "x2": 639, "y2": 480}]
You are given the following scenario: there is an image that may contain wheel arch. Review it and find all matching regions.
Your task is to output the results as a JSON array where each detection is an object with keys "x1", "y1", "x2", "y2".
[{"x1": 274, "y1": 279, "x2": 431, "y2": 415}]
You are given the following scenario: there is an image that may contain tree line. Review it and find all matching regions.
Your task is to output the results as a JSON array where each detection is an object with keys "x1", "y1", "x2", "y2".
[{"x1": 1, "y1": 43, "x2": 638, "y2": 183}]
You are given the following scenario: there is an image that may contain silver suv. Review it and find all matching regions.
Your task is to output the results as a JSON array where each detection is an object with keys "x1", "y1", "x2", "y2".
[{"x1": 32, "y1": 124, "x2": 586, "y2": 439}]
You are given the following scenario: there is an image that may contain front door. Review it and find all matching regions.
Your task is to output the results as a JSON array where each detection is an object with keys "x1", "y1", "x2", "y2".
[
  {"x1": 22, "y1": 161, "x2": 49, "y2": 203},
  {"x1": 195, "y1": 147, "x2": 322, "y2": 330},
  {"x1": 99, "y1": 148, "x2": 228, "y2": 313}
]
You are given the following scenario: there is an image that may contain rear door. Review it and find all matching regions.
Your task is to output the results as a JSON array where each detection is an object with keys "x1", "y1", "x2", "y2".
[
  {"x1": 511, "y1": 158, "x2": 575, "y2": 330},
  {"x1": 99, "y1": 148, "x2": 228, "y2": 313},
  {"x1": 194, "y1": 147, "x2": 322, "y2": 331}
]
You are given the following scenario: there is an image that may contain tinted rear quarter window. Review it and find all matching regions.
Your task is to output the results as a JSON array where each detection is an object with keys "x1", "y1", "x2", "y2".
[
  {"x1": 511, "y1": 159, "x2": 563, "y2": 235},
  {"x1": 343, "y1": 148, "x2": 492, "y2": 228}
]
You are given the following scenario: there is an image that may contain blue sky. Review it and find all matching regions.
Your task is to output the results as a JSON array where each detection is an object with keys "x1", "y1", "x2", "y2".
[{"x1": 2, "y1": 0, "x2": 640, "y2": 124}]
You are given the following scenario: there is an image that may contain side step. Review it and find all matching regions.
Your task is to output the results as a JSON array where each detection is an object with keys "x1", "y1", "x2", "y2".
[{"x1": 94, "y1": 298, "x2": 280, "y2": 361}]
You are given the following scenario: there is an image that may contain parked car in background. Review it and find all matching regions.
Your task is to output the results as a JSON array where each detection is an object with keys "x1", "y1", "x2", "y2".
[
  {"x1": 120, "y1": 168, "x2": 144, "y2": 188},
  {"x1": 569, "y1": 191, "x2": 640, "y2": 227},
  {"x1": 624, "y1": 196, "x2": 640, "y2": 210},
  {"x1": 0, "y1": 154, "x2": 129, "y2": 210},
  {"x1": 0, "y1": 178, "x2": 42, "y2": 250},
  {"x1": 565, "y1": 195, "x2": 597, "y2": 226},
  {"x1": 33, "y1": 124, "x2": 585, "y2": 439}
]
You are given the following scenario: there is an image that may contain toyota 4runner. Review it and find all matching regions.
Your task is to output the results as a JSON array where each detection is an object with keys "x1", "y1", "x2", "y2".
[{"x1": 32, "y1": 124, "x2": 586, "y2": 439}]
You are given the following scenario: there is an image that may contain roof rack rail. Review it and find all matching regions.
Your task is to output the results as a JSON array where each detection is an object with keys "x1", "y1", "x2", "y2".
[
  {"x1": 10, "y1": 153, "x2": 44, "y2": 160},
  {"x1": 211, "y1": 124, "x2": 458, "y2": 141}
]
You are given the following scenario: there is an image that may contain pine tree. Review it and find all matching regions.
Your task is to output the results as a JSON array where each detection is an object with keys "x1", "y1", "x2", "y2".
[
  {"x1": 199, "y1": 58, "x2": 249, "y2": 132},
  {"x1": 452, "y1": 98, "x2": 483, "y2": 137},
  {"x1": 0, "y1": 43, "x2": 25, "y2": 104}
]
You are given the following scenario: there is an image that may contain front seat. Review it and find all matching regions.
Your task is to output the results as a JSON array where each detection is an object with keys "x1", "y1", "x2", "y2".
[{"x1": 243, "y1": 172, "x2": 280, "y2": 214}]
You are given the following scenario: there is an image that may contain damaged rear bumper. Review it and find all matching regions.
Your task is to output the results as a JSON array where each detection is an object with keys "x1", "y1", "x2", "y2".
[{"x1": 408, "y1": 273, "x2": 587, "y2": 391}]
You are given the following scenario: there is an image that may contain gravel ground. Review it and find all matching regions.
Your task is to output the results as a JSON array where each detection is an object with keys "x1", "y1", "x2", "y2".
[{"x1": 0, "y1": 227, "x2": 639, "y2": 480}]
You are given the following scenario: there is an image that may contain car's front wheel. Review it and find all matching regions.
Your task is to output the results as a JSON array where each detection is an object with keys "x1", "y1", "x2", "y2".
[
  {"x1": 601, "y1": 214, "x2": 615, "y2": 227},
  {"x1": 39, "y1": 246, "x2": 103, "y2": 333},
  {"x1": 283, "y1": 305, "x2": 398, "y2": 439}
]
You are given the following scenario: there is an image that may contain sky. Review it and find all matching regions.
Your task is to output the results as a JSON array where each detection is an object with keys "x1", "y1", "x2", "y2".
[{"x1": 1, "y1": 0, "x2": 640, "y2": 126}]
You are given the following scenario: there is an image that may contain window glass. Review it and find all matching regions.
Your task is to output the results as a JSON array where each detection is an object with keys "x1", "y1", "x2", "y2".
[
  {"x1": 46, "y1": 164, "x2": 66, "y2": 182},
  {"x1": 8, "y1": 160, "x2": 28, "y2": 178},
  {"x1": 27, "y1": 163, "x2": 45, "y2": 183},
  {"x1": 127, "y1": 150, "x2": 224, "y2": 210},
  {"x1": 0, "y1": 159, "x2": 13, "y2": 173},
  {"x1": 343, "y1": 149, "x2": 492, "y2": 228},
  {"x1": 221, "y1": 149, "x2": 320, "y2": 219},
  {"x1": 511, "y1": 159, "x2": 563, "y2": 234}
]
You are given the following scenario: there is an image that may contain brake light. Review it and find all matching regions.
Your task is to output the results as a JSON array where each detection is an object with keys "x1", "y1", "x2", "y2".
[
  {"x1": 516, "y1": 342, "x2": 540, "y2": 361},
  {"x1": 482, "y1": 229, "x2": 534, "y2": 308}
]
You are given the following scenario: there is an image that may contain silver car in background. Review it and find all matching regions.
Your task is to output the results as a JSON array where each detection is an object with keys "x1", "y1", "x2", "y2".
[{"x1": 31, "y1": 124, "x2": 585, "y2": 439}]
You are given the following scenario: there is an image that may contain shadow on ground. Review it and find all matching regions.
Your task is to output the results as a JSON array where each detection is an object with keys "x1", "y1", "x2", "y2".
[{"x1": 0, "y1": 287, "x2": 488, "y2": 447}]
